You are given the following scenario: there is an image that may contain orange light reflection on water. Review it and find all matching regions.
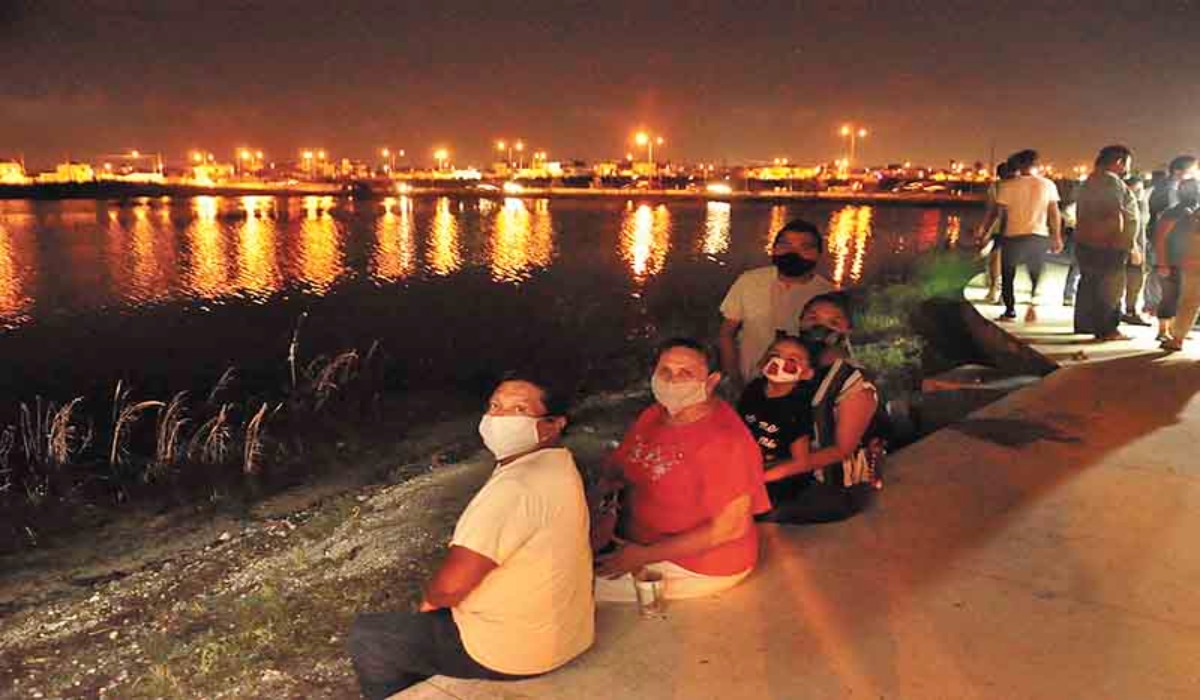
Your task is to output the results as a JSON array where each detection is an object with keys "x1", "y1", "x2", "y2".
[
  {"x1": 946, "y1": 214, "x2": 962, "y2": 248},
  {"x1": 372, "y1": 196, "x2": 416, "y2": 282},
  {"x1": 488, "y1": 198, "x2": 554, "y2": 283},
  {"x1": 297, "y1": 196, "x2": 343, "y2": 293},
  {"x1": 427, "y1": 197, "x2": 462, "y2": 276},
  {"x1": 0, "y1": 218, "x2": 35, "y2": 324},
  {"x1": 702, "y1": 201, "x2": 731, "y2": 256},
  {"x1": 185, "y1": 196, "x2": 230, "y2": 299},
  {"x1": 620, "y1": 203, "x2": 671, "y2": 282},
  {"x1": 236, "y1": 196, "x2": 280, "y2": 298},
  {"x1": 766, "y1": 205, "x2": 788, "y2": 251},
  {"x1": 826, "y1": 205, "x2": 874, "y2": 286}
]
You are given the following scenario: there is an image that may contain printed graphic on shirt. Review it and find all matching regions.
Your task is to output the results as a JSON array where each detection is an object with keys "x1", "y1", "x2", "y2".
[
  {"x1": 742, "y1": 412, "x2": 782, "y2": 453},
  {"x1": 626, "y1": 437, "x2": 684, "y2": 482}
]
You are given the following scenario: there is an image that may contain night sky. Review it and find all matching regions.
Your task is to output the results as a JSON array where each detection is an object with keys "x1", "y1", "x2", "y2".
[{"x1": 3, "y1": 0, "x2": 1199, "y2": 170}]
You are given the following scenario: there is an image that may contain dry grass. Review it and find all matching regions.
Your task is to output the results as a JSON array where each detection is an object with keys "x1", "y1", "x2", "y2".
[
  {"x1": 48, "y1": 397, "x2": 90, "y2": 466},
  {"x1": 109, "y1": 396, "x2": 165, "y2": 468},
  {"x1": 309, "y1": 350, "x2": 360, "y2": 411},
  {"x1": 242, "y1": 402, "x2": 280, "y2": 475},
  {"x1": 149, "y1": 392, "x2": 190, "y2": 481},
  {"x1": 287, "y1": 312, "x2": 309, "y2": 389},
  {"x1": 18, "y1": 397, "x2": 49, "y2": 465},
  {"x1": 206, "y1": 367, "x2": 237, "y2": 406},
  {"x1": 188, "y1": 403, "x2": 233, "y2": 465}
]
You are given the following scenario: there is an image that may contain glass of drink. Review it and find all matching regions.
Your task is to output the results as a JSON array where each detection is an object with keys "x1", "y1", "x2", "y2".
[{"x1": 633, "y1": 568, "x2": 665, "y2": 617}]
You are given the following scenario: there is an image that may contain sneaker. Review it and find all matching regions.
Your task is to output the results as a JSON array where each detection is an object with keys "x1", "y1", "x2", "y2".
[
  {"x1": 995, "y1": 312, "x2": 1017, "y2": 322},
  {"x1": 1062, "y1": 297, "x2": 1075, "y2": 307},
  {"x1": 1121, "y1": 313, "x2": 1151, "y2": 326}
]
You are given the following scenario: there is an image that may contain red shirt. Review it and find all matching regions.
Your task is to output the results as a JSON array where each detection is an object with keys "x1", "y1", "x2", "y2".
[{"x1": 612, "y1": 400, "x2": 770, "y2": 576}]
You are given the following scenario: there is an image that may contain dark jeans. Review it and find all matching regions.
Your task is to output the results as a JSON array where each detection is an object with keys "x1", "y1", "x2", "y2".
[
  {"x1": 1073, "y1": 243, "x2": 1127, "y2": 337},
  {"x1": 758, "y1": 476, "x2": 871, "y2": 525},
  {"x1": 348, "y1": 609, "x2": 532, "y2": 700},
  {"x1": 1143, "y1": 245, "x2": 1163, "y2": 312},
  {"x1": 1062, "y1": 230, "x2": 1080, "y2": 302},
  {"x1": 999, "y1": 235, "x2": 1048, "y2": 314},
  {"x1": 1158, "y1": 267, "x2": 1182, "y2": 319}
]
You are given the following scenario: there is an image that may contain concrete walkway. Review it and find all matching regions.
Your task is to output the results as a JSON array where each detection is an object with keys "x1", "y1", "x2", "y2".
[{"x1": 402, "y1": 263, "x2": 1200, "y2": 699}]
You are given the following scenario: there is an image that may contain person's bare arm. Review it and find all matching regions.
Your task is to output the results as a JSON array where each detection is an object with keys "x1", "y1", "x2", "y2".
[
  {"x1": 804, "y1": 388, "x2": 877, "y2": 471},
  {"x1": 419, "y1": 545, "x2": 497, "y2": 611},
  {"x1": 977, "y1": 203, "x2": 1002, "y2": 243},
  {"x1": 717, "y1": 316, "x2": 744, "y2": 387},
  {"x1": 1047, "y1": 201, "x2": 1063, "y2": 253},
  {"x1": 595, "y1": 494, "x2": 751, "y2": 578}
]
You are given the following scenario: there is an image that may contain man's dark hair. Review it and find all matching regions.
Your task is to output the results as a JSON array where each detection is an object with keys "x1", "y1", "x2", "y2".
[
  {"x1": 497, "y1": 372, "x2": 571, "y2": 417},
  {"x1": 656, "y1": 337, "x2": 720, "y2": 373},
  {"x1": 801, "y1": 291, "x2": 854, "y2": 328},
  {"x1": 1168, "y1": 155, "x2": 1197, "y2": 175},
  {"x1": 1008, "y1": 149, "x2": 1039, "y2": 173},
  {"x1": 1095, "y1": 145, "x2": 1133, "y2": 168},
  {"x1": 996, "y1": 161, "x2": 1014, "y2": 180},
  {"x1": 772, "y1": 218, "x2": 823, "y2": 252}
]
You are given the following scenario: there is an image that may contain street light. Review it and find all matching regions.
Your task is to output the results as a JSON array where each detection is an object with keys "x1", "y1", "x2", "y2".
[
  {"x1": 634, "y1": 131, "x2": 665, "y2": 185},
  {"x1": 381, "y1": 147, "x2": 396, "y2": 173},
  {"x1": 514, "y1": 140, "x2": 525, "y2": 169},
  {"x1": 839, "y1": 124, "x2": 868, "y2": 167},
  {"x1": 433, "y1": 148, "x2": 449, "y2": 171}
]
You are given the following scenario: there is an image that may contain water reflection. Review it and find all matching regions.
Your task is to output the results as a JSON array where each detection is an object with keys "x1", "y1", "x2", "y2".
[
  {"x1": 702, "y1": 202, "x2": 731, "y2": 256},
  {"x1": 826, "y1": 205, "x2": 874, "y2": 286},
  {"x1": 236, "y1": 197, "x2": 281, "y2": 298},
  {"x1": 427, "y1": 197, "x2": 462, "y2": 276},
  {"x1": 766, "y1": 205, "x2": 788, "y2": 251},
  {"x1": 620, "y1": 203, "x2": 672, "y2": 282},
  {"x1": 297, "y1": 196, "x2": 344, "y2": 292},
  {"x1": 185, "y1": 196, "x2": 231, "y2": 299},
  {"x1": 915, "y1": 209, "x2": 940, "y2": 252},
  {"x1": 372, "y1": 197, "x2": 416, "y2": 283},
  {"x1": 488, "y1": 198, "x2": 554, "y2": 283},
  {"x1": 129, "y1": 202, "x2": 175, "y2": 302},
  {"x1": 0, "y1": 219, "x2": 35, "y2": 324},
  {"x1": 946, "y1": 214, "x2": 962, "y2": 248}
]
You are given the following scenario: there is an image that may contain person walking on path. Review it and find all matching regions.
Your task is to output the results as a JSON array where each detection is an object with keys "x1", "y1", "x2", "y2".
[
  {"x1": 718, "y1": 219, "x2": 834, "y2": 391},
  {"x1": 1073, "y1": 145, "x2": 1140, "y2": 341},
  {"x1": 1146, "y1": 155, "x2": 1198, "y2": 337},
  {"x1": 1153, "y1": 179, "x2": 1200, "y2": 351},
  {"x1": 1121, "y1": 177, "x2": 1152, "y2": 326},
  {"x1": 976, "y1": 149, "x2": 1063, "y2": 323}
]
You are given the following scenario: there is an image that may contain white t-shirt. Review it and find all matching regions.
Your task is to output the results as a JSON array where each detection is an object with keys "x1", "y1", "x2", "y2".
[
  {"x1": 719, "y1": 265, "x2": 835, "y2": 381},
  {"x1": 450, "y1": 447, "x2": 594, "y2": 675},
  {"x1": 996, "y1": 174, "x2": 1060, "y2": 236}
]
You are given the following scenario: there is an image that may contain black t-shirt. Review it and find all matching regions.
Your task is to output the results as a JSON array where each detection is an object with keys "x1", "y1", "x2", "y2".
[{"x1": 736, "y1": 377, "x2": 816, "y2": 464}]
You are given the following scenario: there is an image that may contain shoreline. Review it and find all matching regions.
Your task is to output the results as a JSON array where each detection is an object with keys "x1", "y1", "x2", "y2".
[{"x1": 0, "y1": 180, "x2": 986, "y2": 207}]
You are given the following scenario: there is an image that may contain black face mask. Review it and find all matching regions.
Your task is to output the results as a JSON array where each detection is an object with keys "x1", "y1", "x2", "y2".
[
  {"x1": 772, "y1": 253, "x2": 817, "y2": 277},
  {"x1": 799, "y1": 325, "x2": 847, "y2": 348}
]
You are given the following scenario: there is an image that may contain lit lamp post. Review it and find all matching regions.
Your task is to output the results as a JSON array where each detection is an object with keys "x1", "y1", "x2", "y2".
[
  {"x1": 381, "y1": 148, "x2": 394, "y2": 173},
  {"x1": 839, "y1": 124, "x2": 868, "y2": 167},
  {"x1": 634, "y1": 131, "x2": 665, "y2": 185},
  {"x1": 433, "y1": 148, "x2": 449, "y2": 172},
  {"x1": 514, "y1": 140, "x2": 525, "y2": 169},
  {"x1": 302, "y1": 150, "x2": 314, "y2": 178}
]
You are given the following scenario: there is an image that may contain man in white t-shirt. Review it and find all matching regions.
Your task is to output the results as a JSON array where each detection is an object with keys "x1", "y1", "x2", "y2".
[
  {"x1": 348, "y1": 378, "x2": 594, "y2": 699},
  {"x1": 977, "y1": 149, "x2": 1063, "y2": 322},
  {"x1": 718, "y1": 219, "x2": 834, "y2": 389}
]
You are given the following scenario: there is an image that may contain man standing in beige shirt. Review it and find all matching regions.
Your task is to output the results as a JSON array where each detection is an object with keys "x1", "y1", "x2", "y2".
[
  {"x1": 1073, "y1": 145, "x2": 1140, "y2": 341},
  {"x1": 348, "y1": 377, "x2": 594, "y2": 699}
]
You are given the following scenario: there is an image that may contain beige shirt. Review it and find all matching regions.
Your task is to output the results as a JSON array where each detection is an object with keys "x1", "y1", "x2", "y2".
[
  {"x1": 1075, "y1": 171, "x2": 1141, "y2": 254},
  {"x1": 996, "y1": 174, "x2": 1060, "y2": 236},
  {"x1": 451, "y1": 447, "x2": 594, "y2": 675},
  {"x1": 720, "y1": 265, "x2": 835, "y2": 380}
]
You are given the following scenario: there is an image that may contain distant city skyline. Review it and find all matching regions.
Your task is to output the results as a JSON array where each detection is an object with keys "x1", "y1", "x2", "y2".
[{"x1": 4, "y1": 1, "x2": 1198, "y2": 170}]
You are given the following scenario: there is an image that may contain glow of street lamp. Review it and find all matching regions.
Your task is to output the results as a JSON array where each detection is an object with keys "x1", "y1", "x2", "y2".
[
  {"x1": 381, "y1": 148, "x2": 390, "y2": 157},
  {"x1": 840, "y1": 125, "x2": 851, "y2": 137},
  {"x1": 130, "y1": 150, "x2": 140, "y2": 158},
  {"x1": 515, "y1": 141, "x2": 524, "y2": 152},
  {"x1": 317, "y1": 150, "x2": 326, "y2": 160},
  {"x1": 496, "y1": 140, "x2": 506, "y2": 151},
  {"x1": 858, "y1": 128, "x2": 868, "y2": 138},
  {"x1": 434, "y1": 148, "x2": 449, "y2": 160},
  {"x1": 302, "y1": 150, "x2": 314, "y2": 160},
  {"x1": 635, "y1": 132, "x2": 649, "y2": 146},
  {"x1": 239, "y1": 149, "x2": 251, "y2": 160}
]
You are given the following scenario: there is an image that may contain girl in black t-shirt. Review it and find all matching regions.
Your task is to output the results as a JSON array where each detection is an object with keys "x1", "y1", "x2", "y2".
[{"x1": 736, "y1": 336, "x2": 818, "y2": 510}]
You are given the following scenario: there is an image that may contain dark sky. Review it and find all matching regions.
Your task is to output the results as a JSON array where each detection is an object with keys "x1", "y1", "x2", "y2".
[{"x1": 3, "y1": 0, "x2": 1199, "y2": 170}]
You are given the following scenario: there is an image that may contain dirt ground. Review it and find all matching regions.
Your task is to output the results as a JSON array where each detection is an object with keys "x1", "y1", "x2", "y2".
[{"x1": 0, "y1": 391, "x2": 645, "y2": 699}]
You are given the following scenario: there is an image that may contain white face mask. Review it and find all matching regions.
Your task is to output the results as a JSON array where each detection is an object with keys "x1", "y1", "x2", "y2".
[
  {"x1": 763, "y1": 357, "x2": 804, "y2": 384},
  {"x1": 651, "y1": 375, "x2": 709, "y2": 416},
  {"x1": 478, "y1": 414, "x2": 542, "y2": 460}
]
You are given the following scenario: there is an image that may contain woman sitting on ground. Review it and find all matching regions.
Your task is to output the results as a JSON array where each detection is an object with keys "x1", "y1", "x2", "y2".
[{"x1": 749, "y1": 293, "x2": 881, "y2": 524}]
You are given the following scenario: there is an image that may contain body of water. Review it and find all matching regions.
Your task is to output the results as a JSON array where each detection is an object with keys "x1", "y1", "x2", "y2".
[{"x1": 0, "y1": 196, "x2": 980, "y2": 403}]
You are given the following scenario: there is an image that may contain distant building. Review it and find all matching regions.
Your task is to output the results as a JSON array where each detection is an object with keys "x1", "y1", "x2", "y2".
[
  {"x1": 0, "y1": 160, "x2": 28, "y2": 184},
  {"x1": 185, "y1": 163, "x2": 235, "y2": 186},
  {"x1": 36, "y1": 162, "x2": 95, "y2": 183}
]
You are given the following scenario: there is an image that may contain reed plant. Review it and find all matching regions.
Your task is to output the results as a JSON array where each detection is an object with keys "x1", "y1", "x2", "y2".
[
  {"x1": 147, "y1": 392, "x2": 190, "y2": 481},
  {"x1": 207, "y1": 367, "x2": 237, "y2": 406},
  {"x1": 109, "y1": 384, "x2": 165, "y2": 468},
  {"x1": 310, "y1": 350, "x2": 360, "y2": 411},
  {"x1": 242, "y1": 402, "x2": 280, "y2": 475},
  {"x1": 189, "y1": 403, "x2": 233, "y2": 465}
]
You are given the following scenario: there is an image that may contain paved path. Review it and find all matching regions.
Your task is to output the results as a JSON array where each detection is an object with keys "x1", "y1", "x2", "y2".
[{"x1": 401, "y1": 263, "x2": 1200, "y2": 699}]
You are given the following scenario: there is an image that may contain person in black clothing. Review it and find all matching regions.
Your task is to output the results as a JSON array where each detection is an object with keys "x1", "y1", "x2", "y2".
[{"x1": 736, "y1": 336, "x2": 818, "y2": 512}]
